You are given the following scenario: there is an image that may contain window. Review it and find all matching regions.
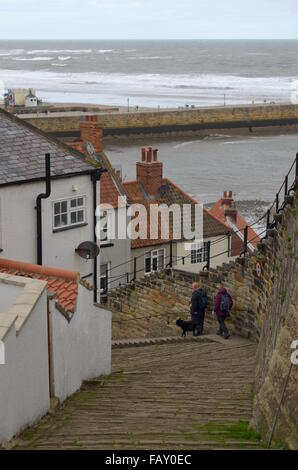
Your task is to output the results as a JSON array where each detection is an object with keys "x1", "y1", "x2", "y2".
[
  {"x1": 100, "y1": 210, "x2": 110, "y2": 244},
  {"x1": 191, "y1": 242, "x2": 208, "y2": 264},
  {"x1": 100, "y1": 264, "x2": 109, "y2": 293},
  {"x1": 145, "y1": 249, "x2": 165, "y2": 274},
  {"x1": 53, "y1": 196, "x2": 86, "y2": 230}
]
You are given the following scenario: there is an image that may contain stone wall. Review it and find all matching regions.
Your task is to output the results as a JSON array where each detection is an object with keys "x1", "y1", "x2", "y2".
[
  {"x1": 22, "y1": 103, "x2": 298, "y2": 136},
  {"x1": 104, "y1": 189, "x2": 297, "y2": 448}
]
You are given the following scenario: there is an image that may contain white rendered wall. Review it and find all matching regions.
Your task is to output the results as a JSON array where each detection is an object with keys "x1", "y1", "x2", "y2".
[
  {"x1": 0, "y1": 175, "x2": 98, "y2": 280},
  {"x1": 0, "y1": 283, "x2": 22, "y2": 312},
  {"x1": 100, "y1": 208, "x2": 131, "y2": 290},
  {"x1": 50, "y1": 285, "x2": 111, "y2": 403},
  {"x1": 176, "y1": 235, "x2": 230, "y2": 272},
  {"x1": 0, "y1": 285, "x2": 50, "y2": 443}
]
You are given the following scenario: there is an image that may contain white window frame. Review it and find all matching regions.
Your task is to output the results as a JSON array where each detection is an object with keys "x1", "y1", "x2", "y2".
[
  {"x1": 190, "y1": 242, "x2": 208, "y2": 264},
  {"x1": 53, "y1": 195, "x2": 87, "y2": 230},
  {"x1": 144, "y1": 248, "x2": 165, "y2": 275},
  {"x1": 100, "y1": 262, "x2": 110, "y2": 294},
  {"x1": 99, "y1": 210, "x2": 112, "y2": 245}
]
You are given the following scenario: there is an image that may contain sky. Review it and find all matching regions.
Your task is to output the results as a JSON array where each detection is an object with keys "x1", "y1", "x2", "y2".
[{"x1": 0, "y1": 0, "x2": 297, "y2": 40}]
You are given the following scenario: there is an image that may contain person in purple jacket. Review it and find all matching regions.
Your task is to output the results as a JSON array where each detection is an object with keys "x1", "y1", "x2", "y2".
[{"x1": 213, "y1": 283, "x2": 233, "y2": 339}]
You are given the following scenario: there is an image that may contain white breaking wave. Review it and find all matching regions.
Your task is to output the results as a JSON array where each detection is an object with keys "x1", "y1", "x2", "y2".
[
  {"x1": 26, "y1": 49, "x2": 92, "y2": 54},
  {"x1": 128, "y1": 56, "x2": 172, "y2": 60},
  {"x1": 0, "y1": 49, "x2": 25, "y2": 56},
  {"x1": 97, "y1": 49, "x2": 115, "y2": 53},
  {"x1": 15, "y1": 57, "x2": 54, "y2": 61},
  {"x1": 0, "y1": 68, "x2": 296, "y2": 108},
  {"x1": 58, "y1": 56, "x2": 71, "y2": 61}
]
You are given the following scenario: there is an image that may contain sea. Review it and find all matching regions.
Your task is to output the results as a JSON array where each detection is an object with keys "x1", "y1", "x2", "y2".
[
  {"x1": 1, "y1": 39, "x2": 298, "y2": 229},
  {"x1": 0, "y1": 39, "x2": 298, "y2": 108}
]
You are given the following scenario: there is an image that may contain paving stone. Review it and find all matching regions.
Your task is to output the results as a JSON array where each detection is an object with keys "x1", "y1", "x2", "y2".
[{"x1": 14, "y1": 338, "x2": 263, "y2": 450}]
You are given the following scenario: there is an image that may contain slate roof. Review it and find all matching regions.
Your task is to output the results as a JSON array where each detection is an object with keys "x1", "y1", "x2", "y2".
[
  {"x1": 0, "y1": 108, "x2": 95, "y2": 186},
  {"x1": 123, "y1": 177, "x2": 230, "y2": 249},
  {"x1": 0, "y1": 258, "x2": 79, "y2": 313}
]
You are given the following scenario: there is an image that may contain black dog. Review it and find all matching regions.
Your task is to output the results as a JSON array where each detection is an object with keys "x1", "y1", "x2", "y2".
[{"x1": 176, "y1": 319, "x2": 200, "y2": 337}]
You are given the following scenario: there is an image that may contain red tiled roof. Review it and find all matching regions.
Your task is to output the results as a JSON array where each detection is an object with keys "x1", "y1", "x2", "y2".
[
  {"x1": 0, "y1": 258, "x2": 79, "y2": 313},
  {"x1": 66, "y1": 137, "x2": 129, "y2": 209},
  {"x1": 209, "y1": 198, "x2": 260, "y2": 255},
  {"x1": 100, "y1": 171, "x2": 122, "y2": 208},
  {"x1": 123, "y1": 178, "x2": 230, "y2": 249}
]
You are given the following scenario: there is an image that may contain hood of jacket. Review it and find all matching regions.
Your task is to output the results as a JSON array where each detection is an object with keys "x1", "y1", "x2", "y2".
[{"x1": 218, "y1": 287, "x2": 227, "y2": 295}]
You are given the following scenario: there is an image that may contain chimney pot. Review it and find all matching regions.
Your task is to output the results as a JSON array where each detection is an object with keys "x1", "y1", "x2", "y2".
[
  {"x1": 153, "y1": 149, "x2": 158, "y2": 161},
  {"x1": 147, "y1": 147, "x2": 152, "y2": 163},
  {"x1": 141, "y1": 147, "x2": 146, "y2": 161}
]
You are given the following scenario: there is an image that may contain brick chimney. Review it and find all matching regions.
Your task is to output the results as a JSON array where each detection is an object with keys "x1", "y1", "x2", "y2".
[
  {"x1": 136, "y1": 147, "x2": 163, "y2": 196},
  {"x1": 221, "y1": 191, "x2": 237, "y2": 223},
  {"x1": 80, "y1": 115, "x2": 103, "y2": 154}
]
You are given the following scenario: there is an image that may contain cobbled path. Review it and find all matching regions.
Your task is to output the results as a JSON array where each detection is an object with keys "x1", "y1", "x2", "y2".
[{"x1": 15, "y1": 335, "x2": 262, "y2": 450}]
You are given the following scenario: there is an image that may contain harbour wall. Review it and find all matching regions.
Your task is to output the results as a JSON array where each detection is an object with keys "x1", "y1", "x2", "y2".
[{"x1": 20, "y1": 103, "x2": 298, "y2": 137}]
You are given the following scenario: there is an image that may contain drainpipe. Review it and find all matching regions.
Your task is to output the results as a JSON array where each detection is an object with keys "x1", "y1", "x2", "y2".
[
  {"x1": 47, "y1": 294, "x2": 55, "y2": 399},
  {"x1": 92, "y1": 168, "x2": 106, "y2": 303},
  {"x1": 36, "y1": 154, "x2": 51, "y2": 265}
]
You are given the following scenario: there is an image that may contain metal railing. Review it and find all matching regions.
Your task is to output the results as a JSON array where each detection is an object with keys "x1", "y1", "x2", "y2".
[{"x1": 99, "y1": 154, "x2": 297, "y2": 296}]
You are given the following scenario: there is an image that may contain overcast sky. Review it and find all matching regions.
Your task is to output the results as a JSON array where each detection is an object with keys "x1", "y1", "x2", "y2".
[{"x1": 0, "y1": 0, "x2": 297, "y2": 40}]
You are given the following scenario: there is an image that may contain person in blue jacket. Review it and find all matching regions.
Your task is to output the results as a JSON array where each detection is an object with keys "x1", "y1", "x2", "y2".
[{"x1": 190, "y1": 282, "x2": 208, "y2": 335}]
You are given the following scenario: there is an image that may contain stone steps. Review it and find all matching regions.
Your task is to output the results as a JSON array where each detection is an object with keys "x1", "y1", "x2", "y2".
[{"x1": 14, "y1": 338, "x2": 263, "y2": 450}]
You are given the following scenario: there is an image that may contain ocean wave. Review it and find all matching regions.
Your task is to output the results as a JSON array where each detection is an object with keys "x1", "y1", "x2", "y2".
[
  {"x1": 58, "y1": 56, "x2": 71, "y2": 61},
  {"x1": 173, "y1": 141, "x2": 195, "y2": 149},
  {"x1": 26, "y1": 49, "x2": 92, "y2": 54},
  {"x1": 15, "y1": 57, "x2": 54, "y2": 61},
  {"x1": 97, "y1": 49, "x2": 114, "y2": 53},
  {"x1": 222, "y1": 138, "x2": 278, "y2": 145},
  {"x1": 128, "y1": 56, "x2": 172, "y2": 60},
  {"x1": 1, "y1": 68, "x2": 296, "y2": 108},
  {"x1": 0, "y1": 49, "x2": 25, "y2": 56}
]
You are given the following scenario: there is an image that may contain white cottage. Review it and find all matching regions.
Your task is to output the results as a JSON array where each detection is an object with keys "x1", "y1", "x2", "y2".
[{"x1": 0, "y1": 108, "x2": 104, "y2": 302}]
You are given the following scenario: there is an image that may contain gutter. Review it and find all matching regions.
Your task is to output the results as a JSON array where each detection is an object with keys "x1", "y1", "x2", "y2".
[{"x1": 36, "y1": 153, "x2": 51, "y2": 265}]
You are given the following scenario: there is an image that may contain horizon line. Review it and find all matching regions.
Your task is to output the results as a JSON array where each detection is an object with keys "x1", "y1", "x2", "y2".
[{"x1": 1, "y1": 38, "x2": 298, "y2": 41}]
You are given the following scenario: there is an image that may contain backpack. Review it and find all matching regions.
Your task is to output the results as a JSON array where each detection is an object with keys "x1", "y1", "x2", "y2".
[
  {"x1": 220, "y1": 293, "x2": 231, "y2": 312},
  {"x1": 197, "y1": 290, "x2": 208, "y2": 311}
]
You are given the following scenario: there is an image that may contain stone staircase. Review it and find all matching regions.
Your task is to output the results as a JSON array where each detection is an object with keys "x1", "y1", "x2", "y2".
[
  {"x1": 103, "y1": 255, "x2": 255, "y2": 341},
  {"x1": 14, "y1": 336, "x2": 263, "y2": 450}
]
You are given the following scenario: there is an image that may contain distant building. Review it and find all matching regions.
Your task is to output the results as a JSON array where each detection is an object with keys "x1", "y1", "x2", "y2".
[
  {"x1": 65, "y1": 116, "x2": 132, "y2": 293},
  {"x1": 5, "y1": 88, "x2": 38, "y2": 107},
  {"x1": 0, "y1": 108, "x2": 104, "y2": 301},
  {"x1": 25, "y1": 90, "x2": 38, "y2": 107},
  {"x1": 121, "y1": 147, "x2": 232, "y2": 279},
  {"x1": 209, "y1": 191, "x2": 260, "y2": 256}
]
